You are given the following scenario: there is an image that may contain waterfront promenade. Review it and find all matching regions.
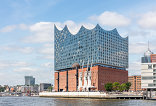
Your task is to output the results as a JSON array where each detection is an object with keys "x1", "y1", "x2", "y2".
[{"x1": 39, "y1": 92, "x2": 144, "y2": 99}]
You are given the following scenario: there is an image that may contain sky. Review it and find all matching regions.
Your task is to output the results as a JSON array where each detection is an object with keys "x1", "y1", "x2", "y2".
[{"x1": 1, "y1": 0, "x2": 156, "y2": 86}]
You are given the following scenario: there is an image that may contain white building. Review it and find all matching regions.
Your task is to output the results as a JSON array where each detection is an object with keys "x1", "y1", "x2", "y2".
[{"x1": 141, "y1": 47, "x2": 156, "y2": 88}]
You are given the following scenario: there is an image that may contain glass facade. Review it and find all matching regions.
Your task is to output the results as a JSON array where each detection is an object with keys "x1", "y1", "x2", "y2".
[
  {"x1": 25, "y1": 76, "x2": 35, "y2": 86},
  {"x1": 54, "y1": 24, "x2": 128, "y2": 71},
  {"x1": 141, "y1": 49, "x2": 153, "y2": 63}
]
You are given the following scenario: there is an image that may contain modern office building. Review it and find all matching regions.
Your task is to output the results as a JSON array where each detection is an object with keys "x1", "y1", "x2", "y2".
[
  {"x1": 54, "y1": 24, "x2": 128, "y2": 92},
  {"x1": 40, "y1": 83, "x2": 51, "y2": 92},
  {"x1": 128, "y1": 76, "x2": 143, "y2": 91},
  {"x1": 141, "y1": 47, "x2": 156, "y2": 88},
  {"x1": 25, "y1": 76, "x2": 35, "y2": 86}
]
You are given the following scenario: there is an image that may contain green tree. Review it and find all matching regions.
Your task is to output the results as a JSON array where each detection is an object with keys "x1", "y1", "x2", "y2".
[
  {"x1": 0, "y1": 87, "x2": 5, "y2": 92},
  {"x1": 112, "y1": 82, "x2": 120, "y2": 91},
  {"x1": 47, "y1": 86, "x2": 53, "y2": 92},
  {"x1": 119, "y1": 83, "x2": 127, "y2": 92},
  {"x1": 104, "y1": 83, "x2": 113, "y2": 92},
  {"x1": 125, "y1": 82, "x2": 131, "y2": 91}
]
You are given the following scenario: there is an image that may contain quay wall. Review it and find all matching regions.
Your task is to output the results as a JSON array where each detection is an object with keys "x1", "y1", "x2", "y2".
[
  {"x1": 39, "y1": 92, "x2": 108, "y2": 98},
  {"x1": 39, "y1": 92, "x2": 143, "y2": 99}
]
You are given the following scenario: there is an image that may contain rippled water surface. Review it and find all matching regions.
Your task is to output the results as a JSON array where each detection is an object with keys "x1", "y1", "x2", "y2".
[{"x1": 0, "y1": 97, "x2": 156, "y2": 106}]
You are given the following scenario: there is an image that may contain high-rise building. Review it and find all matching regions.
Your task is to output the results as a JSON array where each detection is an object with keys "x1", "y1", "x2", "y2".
[
  {"x1": 141, "y1": 47, "x2": 156, "y2": 88},
  {"x1": 54, "y1": 25, "x2": 128, "y2": 92},
  {"x1": 54, "y1": 24, "x2": 128, "y2": 71},
  {"x1": 25, "y1": 76, "x2": 35, "y2": 86}
]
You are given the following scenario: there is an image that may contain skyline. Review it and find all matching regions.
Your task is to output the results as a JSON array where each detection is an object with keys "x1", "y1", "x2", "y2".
[{"x1": 1, "y1": 0, "x2": 156, "y2": 85}]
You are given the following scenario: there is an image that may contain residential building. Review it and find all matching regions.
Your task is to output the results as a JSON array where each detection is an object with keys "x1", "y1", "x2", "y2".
[
  {"x1": 20, "y1": 85, "x2": 39, "y2": 93},
  {"x1": 128, "y1": 76, "x2": 142, "y2": 91}
]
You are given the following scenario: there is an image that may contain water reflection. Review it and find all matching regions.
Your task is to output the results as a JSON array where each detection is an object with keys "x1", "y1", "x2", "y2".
[{"x1": 0, "y1": 97, "x2": 156, "y2": 106}]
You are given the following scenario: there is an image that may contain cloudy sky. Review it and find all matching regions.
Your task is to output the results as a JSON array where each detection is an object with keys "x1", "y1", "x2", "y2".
[{"x1": 1, "y1": 0, "x2": 156, "y2": 85}]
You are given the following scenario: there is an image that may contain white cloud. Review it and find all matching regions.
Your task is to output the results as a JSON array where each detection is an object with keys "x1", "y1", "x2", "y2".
[
  {"x1": 0, "y1": 24, "x2": 28, "y2": 33},
  {"x1": 39, "y1": 45, "x2": 53, "y2": 55},
  {"x1": 23, "y1": 21, "x2": 95, "y2": 43},
  {"x1": 13, "y1": 67, "x2": 37, "y2": 72},
  {"x1": 0, "y1": 25, "x2": 17, "y2": 32},
  {"x1": 0, "y1": 62, "x2": 10, "y2": 70},
  {"x1": 42, "y1": 62, "x2": 53, "y2": 68},
  {"x1": 19, "y1": 47, "x2": 34, "y2": 54},
  {"x1": 1, "y1": 46, "x2": 33, "y2": 54},
  {"x1": 138, "y1": 11, "x2": 156, "y2": 29},
  {"x1": 0, "y1": 61, "x2": 32, "y2": 70},
  {"x1": 129, "y1": 43, "x2": 147, "y2": 54},
  {"x1": 89, "y1": 11, "x2": 130, "y2": 27},
  {"x1": 11, "y1": 61, "x2": 33, "y2": 67},
  {"x1": 129, "y1": 42, "x2": 156, "y2": 54},
  {"x1": 23, "y1": 22, "x2": 58, "y2": 43},
  {"x1": 19, "y1": 24, "x2": 28, "y2": 30},
  {"x1": 43, "y1": 55, "x2": 54, "y2": 59},
  {"x1": 63, "y1": 20, "x2": 95, "y2": 34},
  {"x1": 37, "y1": 43, "x2": 54, "y2": 60},
  {"x1": 29, "y1": 22, "x2": 53, "y2": 32}
]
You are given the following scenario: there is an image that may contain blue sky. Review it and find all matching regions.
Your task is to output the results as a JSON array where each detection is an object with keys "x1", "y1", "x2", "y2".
[{"x1": 1, "y1": 0, "x2": 156, "y2": 85}]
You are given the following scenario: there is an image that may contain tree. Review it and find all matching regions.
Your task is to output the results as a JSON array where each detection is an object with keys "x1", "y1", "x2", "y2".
[
  {"x1": 0, "y1": 87, "x2": 5, "y2": 92},
  {"x1": 47, "y1": 86, "x2": 53, "y2": 92},
  {"x1": 104, "y1": 83, "x2": 113, "y2": 92},
  {"x1": 112, "y1": 82, "x2": 120, "y2": 91},
  {"x1": 119, "y1": 83, "x2": 127, "y2": 92},
  {"x1": 125, "y1": 82, "x2": 131, "y2": 91}
]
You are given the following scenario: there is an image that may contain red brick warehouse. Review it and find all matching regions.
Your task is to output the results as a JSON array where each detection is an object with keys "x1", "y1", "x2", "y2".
[{"x1": 54, "y1": 63, "x2": 128, "y2": 92}]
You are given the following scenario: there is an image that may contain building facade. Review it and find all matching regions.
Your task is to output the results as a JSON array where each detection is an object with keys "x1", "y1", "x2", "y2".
[
  {"x1": 141, "y1": 48, "x2": 156, "y2": 88},
  {"x1": 55, "y1": 65, "x2": 128, "y2": 92},
  {"x1": 20, "y1": 85, "x2": 39, "y2": 93},
  {"x1": 128, "y1": 76, "x2": 142, "y2": 91},
  {"x1": 25, "y1": 76, "x2": 35, "y2": 86},
  {"x1": 40, "y1": 83, "x2": 51, "y2": 92},
  {"x1": 54, "y1": 25, "x2": 128, "y2": 92},
  {"x1": 54, "y1": 24, "x2": 128, "y2": 71}
]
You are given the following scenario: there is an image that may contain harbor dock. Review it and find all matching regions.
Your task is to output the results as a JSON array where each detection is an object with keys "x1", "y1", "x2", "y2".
[{"x1": 39, "y1": 92, "x2": 144, "y2": 99}]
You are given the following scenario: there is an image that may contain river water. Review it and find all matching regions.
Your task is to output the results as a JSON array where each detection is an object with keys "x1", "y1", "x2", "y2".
[{"x1": 0, "y1": 97, "x2": 156, "y2": 106}]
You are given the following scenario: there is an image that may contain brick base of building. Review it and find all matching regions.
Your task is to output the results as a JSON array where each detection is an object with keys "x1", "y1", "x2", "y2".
[{"x1": 54, "y1": 65, "x2": 128, "y2": 92}]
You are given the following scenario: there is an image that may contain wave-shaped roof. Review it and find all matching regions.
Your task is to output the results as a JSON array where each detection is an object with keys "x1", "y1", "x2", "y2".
[{"x1": 54, "y1": 24, "x2": 128, "y2": 39}]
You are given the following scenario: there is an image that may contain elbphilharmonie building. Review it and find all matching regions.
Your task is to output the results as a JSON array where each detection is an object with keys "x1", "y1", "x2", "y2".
[
  {"x1": 54, "y1": 24, "x2": 128, "y2": 71},
  {"x1": 54, "y1": 24, "x2": 128, "y2": 92}
]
